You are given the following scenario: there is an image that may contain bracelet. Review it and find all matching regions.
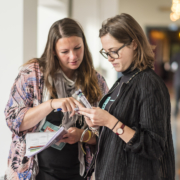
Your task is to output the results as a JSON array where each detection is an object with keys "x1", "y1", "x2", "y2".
[
  {"x1": 112, "y1": 120, "x2": 119, "y2": 131},
  {"x1": 50, "y1": 99, "x2": 54, "y2": 110},
  {"x1": 83, "y1": 130, "x2": 92, "y2": 142},
  {"x1": 80, "y1": 128, "x2": 89, "y2": 155},
  {"x1": 89, "y1": 127, "x2": 99, "y2": 137},
  {"x1": 91, "y1": 131, "x2": 95, "y2": 138},
  {"x1": 80, "y1": 128, "x2": 89, "y2": 142},
  {"x1": 81, "y1": 144, "x2": 86, "y2": 155}
]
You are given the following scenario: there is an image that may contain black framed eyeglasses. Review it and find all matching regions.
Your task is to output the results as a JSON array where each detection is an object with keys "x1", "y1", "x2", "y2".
[{"x1": 100, "y1": 44, "x2": 127, "y2": 59}]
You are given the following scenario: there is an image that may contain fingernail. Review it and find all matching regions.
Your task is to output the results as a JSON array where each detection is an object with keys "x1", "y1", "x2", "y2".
[{"x1": 74, "y1": 107, "x2": 79, "y2": 111}]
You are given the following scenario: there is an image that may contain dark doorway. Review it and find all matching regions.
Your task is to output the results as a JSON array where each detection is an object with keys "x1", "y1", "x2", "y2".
[{"x1": 146, "y1": 26, "x2": 180, "y2": 89}]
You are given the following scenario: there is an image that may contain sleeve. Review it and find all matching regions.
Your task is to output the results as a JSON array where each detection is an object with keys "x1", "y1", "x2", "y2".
[
  {"x1": 4, "y1": 63, "x2": 42, "y2": 136},
  {"x1": 124, "y1": 76, "x2": 170, "y2": 160}
]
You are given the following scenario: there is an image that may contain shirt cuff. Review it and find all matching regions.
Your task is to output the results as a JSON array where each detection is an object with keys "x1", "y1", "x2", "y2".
[{"x1": 124, "y1": 127, "x2": 139, "y2": 151}]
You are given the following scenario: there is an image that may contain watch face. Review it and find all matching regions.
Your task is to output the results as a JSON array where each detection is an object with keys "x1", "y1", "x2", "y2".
[{"x1": 117, "y1": 128, "x2": 123, "y2": 135}]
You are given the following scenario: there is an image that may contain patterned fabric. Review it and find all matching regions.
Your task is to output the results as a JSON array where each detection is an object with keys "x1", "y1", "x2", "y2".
[{"x1": 4, "y1": 62, "x2": 109, "y2": 180}]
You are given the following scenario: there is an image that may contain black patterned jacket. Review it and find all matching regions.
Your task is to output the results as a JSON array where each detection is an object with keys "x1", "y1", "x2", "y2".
[{"x1": 87, "y1": 68, "x2": 175, "y2": 180}]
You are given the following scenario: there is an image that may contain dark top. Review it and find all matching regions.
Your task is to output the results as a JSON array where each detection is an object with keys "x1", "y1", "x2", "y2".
[
  {"x1": 37, "y1": 110, "x2": 86, "y2": 180},
  {"x1": 87, "y1": 67, "x2": 175, "y2": 180},
  {"x1": 102, "y1": 66, "x2": 138, "y2": 111}
]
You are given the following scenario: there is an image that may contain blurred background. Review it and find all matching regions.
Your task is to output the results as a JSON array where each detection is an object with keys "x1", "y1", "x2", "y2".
[{"x1": 1, "y1": 0, "x2": 180, "y2": 179}]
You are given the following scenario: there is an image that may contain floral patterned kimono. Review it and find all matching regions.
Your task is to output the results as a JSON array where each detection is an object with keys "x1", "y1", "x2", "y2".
[{"x1": 4, "y1": 62, "x2": 109, "y2": 180}]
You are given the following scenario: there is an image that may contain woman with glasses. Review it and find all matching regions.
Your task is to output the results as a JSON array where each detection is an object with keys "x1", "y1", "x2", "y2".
[{"x1": 76, "y1": 13, "x2": 175, "y2": 180}]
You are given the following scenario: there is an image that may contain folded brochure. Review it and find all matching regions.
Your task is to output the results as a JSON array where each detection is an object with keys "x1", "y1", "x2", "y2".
[{"x1": 25, "y1": 126, "x2": 67, "y2": 158}]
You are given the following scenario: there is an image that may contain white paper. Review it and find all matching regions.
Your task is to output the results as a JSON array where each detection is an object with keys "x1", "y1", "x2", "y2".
[{"x1": 25, "y1": 126, "x2": 67, "y2": 158}]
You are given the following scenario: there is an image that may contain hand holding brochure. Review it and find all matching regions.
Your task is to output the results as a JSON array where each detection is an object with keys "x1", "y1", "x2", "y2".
[{"x1": 25, "y1": 126, "x2": 67, "y2": 158}]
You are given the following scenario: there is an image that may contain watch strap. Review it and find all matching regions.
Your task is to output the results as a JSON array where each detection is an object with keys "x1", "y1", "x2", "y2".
[{"x1": 121, "y1": 123, "x2": 125, "y2": 129}]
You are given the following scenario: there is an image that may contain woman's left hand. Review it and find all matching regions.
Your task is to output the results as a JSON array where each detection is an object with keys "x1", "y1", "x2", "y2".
[
  {"x1": 59, "y1": 127, "x2": 82, "y2": 144},
  {"x1": 78, "y1": 106, "x2": 113, "y2": 127}
]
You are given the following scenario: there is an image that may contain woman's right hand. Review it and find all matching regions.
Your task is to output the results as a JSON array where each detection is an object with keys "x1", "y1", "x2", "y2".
[
  {"x1": 51, "y1": 97, "x2": 80, "y2": 117},
  {"x1": 84, "y1": 116, "x2": 95, "y2": 127},
  {"x1": 20, "y1": 97, "x2": 80, "y2": 131}
]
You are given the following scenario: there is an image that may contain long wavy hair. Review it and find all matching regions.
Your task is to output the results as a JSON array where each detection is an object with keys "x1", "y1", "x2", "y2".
[
  {"x1": 99, "y1": 13, "x2": 154, "y2": 71},
  {"x1": 24, "y1": 18, "x2": 102, "y2": 103}
]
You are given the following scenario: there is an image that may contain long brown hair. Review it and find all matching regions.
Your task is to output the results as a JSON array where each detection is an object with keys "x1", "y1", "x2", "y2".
[
  {"x1": 99, "y1": 13, "x2": 154, "y2": 71},
  {"x1": 24, "y1": 18, "x2": 102, "y2": 103}
]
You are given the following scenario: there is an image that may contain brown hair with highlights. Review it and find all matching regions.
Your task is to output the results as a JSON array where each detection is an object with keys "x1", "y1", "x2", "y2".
[
  {"x1": 99, "y1": 13, "x2": 154, "y2": 71},
  {"x1": 24, "y1": 18, "x2": 102, "y2": 103}
]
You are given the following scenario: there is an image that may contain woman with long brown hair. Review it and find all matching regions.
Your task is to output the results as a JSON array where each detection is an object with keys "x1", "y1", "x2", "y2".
[
  {"x1": 4, "y1": 18, "x2": 108, "y2": 180},
  {"x1": 77, "y1": 13, "x2": 175, "y2": 180}
]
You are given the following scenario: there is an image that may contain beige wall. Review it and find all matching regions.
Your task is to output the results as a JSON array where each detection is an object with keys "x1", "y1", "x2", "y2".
[
  {"x1": 119, "y1": 0, "x2": 180, "y2": 30},
  {"x1": 23, "y1": 0, "x2": 37, "y2": 63},
  {"x1": 72, "y1": 0, "x2": 120, "y2": 88},
  {"x1": 0, "y1": 0, "x2": 38, "y2": 176}
]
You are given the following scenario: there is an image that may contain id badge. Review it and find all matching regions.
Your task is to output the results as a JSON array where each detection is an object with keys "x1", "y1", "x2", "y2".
[{"x1": 40, "y1": 121, "x2": 66, "y2": 150}]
